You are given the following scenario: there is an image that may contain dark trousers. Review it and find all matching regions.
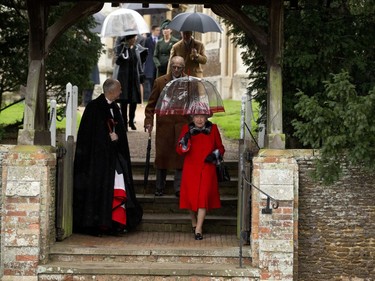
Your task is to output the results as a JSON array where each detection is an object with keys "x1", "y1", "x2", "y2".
[
  {"x1": 119, "y1": 102, "x2": 137, "y2": 126},
  {"x1": 156, "y1": 169, "x2": 182, "y2": 192},
  {"x1": 143, "y1": 78, "x2": 154, "y2": 102}
]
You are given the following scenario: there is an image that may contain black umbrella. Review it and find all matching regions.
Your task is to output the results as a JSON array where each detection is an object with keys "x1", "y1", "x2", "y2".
[
  {"x1": 90, "y1": 12, "x2": 105, "y2": 33},
  {"x1": 121, "y1": 3, "x2": 171, "y2": 15},
  {"x1": 167, "y1": 12, "x2": 223, "y2": 33},
  {"x1": 143, "y1": 132, "x2": 152, "y2": 194}
]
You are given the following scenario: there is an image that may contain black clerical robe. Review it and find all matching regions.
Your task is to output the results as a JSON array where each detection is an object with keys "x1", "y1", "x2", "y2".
[{"x1": 73, "y1": 94, "x2": 142, "y2": 234}]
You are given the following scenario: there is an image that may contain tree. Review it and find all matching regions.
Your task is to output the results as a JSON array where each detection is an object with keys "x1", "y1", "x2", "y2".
[
  {"x1": 227, "y1": 0, "x2": 375, "y2": 183},
  {"x1": 293, "y1": 72, "x2": 375, "y2": 184},
  {"x1": 0, "y1": 2, "x2": 103, "y2": 109},
  {"x1": 0, "y1": 1, "x2": 29, "y2": 106}
]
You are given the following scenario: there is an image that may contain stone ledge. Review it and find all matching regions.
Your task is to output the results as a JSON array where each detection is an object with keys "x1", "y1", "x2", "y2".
[{"x1": 38, "y1": 261, "x2": 260, "y2": 278}]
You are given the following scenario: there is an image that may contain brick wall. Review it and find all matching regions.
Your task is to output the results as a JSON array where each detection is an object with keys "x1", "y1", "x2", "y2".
[
  {"x1": 0, "y1": 145, "x2": 14, "y2": 280},
  {"x1": 252, "y1": 150, "x2": 298, "y2": 281},
  {"x1": 1, "y1": 145, "x2": 56, "y2": 280},
  {"x1": 297, "y1": 156, "x2": 375, "y2": 280}
]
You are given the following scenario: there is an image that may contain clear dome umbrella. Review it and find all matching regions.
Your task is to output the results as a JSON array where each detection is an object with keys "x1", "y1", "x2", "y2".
[
  {"x1": 155, "y1": 76, "x2": 225, "y2": 116},
  {"x1": 100, "y1": 8, "x2": 150, "y2": 37}
]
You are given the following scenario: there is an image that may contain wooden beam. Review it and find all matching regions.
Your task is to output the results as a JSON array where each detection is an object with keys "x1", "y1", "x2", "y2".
[
  {"x1": 211, "y1": 4, "x2": 268, "y2": 59},
  {"x1": 45, "y1": 2, "x2": 103, "y2": 53},
  {"x1": 46, "y1": 0, "x2": 268, "y2": 5}
]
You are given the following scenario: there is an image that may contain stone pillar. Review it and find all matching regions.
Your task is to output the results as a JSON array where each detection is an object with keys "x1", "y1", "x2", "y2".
[
  {"x1": 251, "y1": 150, "x2": 298, "y2": 281},
  {"x1": 1, "y1": 146, "x2": 56, "y2": 280}
]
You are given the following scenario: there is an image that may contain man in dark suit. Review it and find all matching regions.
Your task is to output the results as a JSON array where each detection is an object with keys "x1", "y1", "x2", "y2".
[
  {"x1": 143, "y1": 25, "x2": 161, "y2": 102},
  {"x1": 144, "y1": 56, "x2": 189, "y2": 198}
]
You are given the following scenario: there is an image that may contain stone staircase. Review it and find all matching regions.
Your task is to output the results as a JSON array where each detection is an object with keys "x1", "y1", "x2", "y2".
[
  {"x1": 132, "y1": 159, "x2": 239, "y2": 234},
  {"x1": 37, "y1": 158, "x2": 259, "y2": 280}
]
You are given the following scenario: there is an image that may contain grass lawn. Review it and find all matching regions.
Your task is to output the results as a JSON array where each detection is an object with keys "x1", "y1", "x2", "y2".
[
  {"x1": 1, "y1": 99, "x2": 258, "y2": 141},
  {"x1": 210, "y1": 99, "x2": 259, "y2": 140},
  {"x1": 0, "y1": 102, "x2": 81, "y2": 129}
]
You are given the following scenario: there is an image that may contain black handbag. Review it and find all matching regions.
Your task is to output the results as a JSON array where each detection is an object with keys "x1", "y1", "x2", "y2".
[{"x1": 216, "y1": 161, "x2": 230, "y2": 182}]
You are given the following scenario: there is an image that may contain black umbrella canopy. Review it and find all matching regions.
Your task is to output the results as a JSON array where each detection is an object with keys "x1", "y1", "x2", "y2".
[
  {"x1": 167, "y1": 12, "x2": 223, "y2": 33},
  {"x1": 90, "y1": 12, "x2": 105, "y2": 33},
  {"x1": 120, "y1": 3, "x2": 171, "y2": 15}
]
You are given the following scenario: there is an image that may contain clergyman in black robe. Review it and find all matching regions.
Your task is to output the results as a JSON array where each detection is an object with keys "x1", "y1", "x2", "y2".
[{"x1": 73, "y1": 78, "x2": 143, "y2": 236}]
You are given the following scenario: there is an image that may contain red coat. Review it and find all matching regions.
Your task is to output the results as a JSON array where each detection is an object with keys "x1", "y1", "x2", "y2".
[{"x1": 176, "y1": 123, "x2": 225, "y2": 211}]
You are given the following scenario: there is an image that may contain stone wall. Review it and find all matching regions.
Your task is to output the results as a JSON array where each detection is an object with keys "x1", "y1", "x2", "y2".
[{"x1": 296, "y1": 155, "x2": 375, "y2": 280}]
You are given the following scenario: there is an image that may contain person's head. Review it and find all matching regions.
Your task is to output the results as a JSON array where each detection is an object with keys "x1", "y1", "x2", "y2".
[
  {"x1": 162, "y1": 27, "x2": 172, "y2": 37},
  {"x1": 170, "y1": 56, "x2": 185, "y2": 78},
  {"x1": 192, "y1": 114, "x2": 209, "y2": 128},
  {"x1": 151, "y1": 25, "x2": 161, "y2": 37},
  {"x1": 103, "y1": 79, "x2": 121, "y2": 102},
  {"x1": 125, "y1": 34, "x2": 137, "y2": 45},
  {"x1": 160, "y1": 19, "x2": 170, "y2": 30},
  {"x1": 181, "y1": 31, "x2": 193, "y2": 43}
]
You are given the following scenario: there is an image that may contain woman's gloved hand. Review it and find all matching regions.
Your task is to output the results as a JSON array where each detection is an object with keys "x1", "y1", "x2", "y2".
[
  {"x1": 204, "y1": 149, "x2": 222, "y2": 163},
  {"x1": 179, "y1": 131, "x2": 191, "y2": 150}
]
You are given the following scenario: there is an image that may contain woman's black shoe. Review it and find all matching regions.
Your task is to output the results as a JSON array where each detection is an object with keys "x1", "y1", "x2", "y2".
[{"x1": 194, "y1": 233, "x2": 203, "y2": 240}]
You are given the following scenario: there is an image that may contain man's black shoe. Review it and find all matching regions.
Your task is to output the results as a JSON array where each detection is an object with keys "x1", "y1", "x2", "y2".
[
  {"x1": 175, "y1": 191, "x2": 180, "y2": 198},
  {"x1": 155, "y1": 190, "x2": 163, "y2": 196}
]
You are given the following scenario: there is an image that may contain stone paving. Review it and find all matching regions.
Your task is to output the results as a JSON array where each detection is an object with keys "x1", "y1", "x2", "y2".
[{"x1": 57, "y1": 231, "x2": 241, "y2": 249}]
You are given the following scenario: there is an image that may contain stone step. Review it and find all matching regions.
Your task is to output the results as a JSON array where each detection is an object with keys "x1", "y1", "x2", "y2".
[
  {"x1": 47, "y1": 244, "x2": 252, "y2": 265},
  {"x1": 131, "y1": 159, "x2": 239, "y2": 197},
  {"x1": 137, "y1": 194, "x2": 238, "y2": 216},
  {"x1": 38, "y1": 261, "x2": 259, "y2": 280},
  {"x1": 137, "y1": 213, "x2": 237, "y2": 234},
  {"x1": 41, "y1": 241, "x2": 257, "y2": 280},
  {"x1": 134, "y1": 175, "x2": 239, "y2": 196},
  {"x1": 131, "y1": 159, "x2": 239, "y2": 178}
]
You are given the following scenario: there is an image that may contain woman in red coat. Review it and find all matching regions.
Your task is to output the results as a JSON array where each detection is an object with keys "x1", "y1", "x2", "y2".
[{"x1": 176, "y1": 112, "x2": 225, "y2": 240}]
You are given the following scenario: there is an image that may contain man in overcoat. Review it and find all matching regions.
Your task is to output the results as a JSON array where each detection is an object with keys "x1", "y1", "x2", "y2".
[
  {"x1": 143, "y1": 25, "x2": 161, "y2": 101},
  {"x1": 144, "y1": 56, "x2": 189, "y2": 197},
  {"x1": 168, "y1": 31, "x2": 207, "y2": 78}
]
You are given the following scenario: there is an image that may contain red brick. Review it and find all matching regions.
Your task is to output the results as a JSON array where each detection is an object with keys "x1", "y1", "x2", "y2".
[
  {"x1": 261, "y1": 271, "x2": 271, "y2": 279},
  {"x1": 6, "y1": 197, "x2": 28, "y2": 204},
  {"x1": 16, "y1": 255, "x2": 38, "y2": 261},
  {"x1": 259, "y1": 227, "x2": 271, "y2": 234},
  {"x1": 28, "y1": 223, "x2": 40, "y2": 229},
  {"x1": 6, "y1": 210, "x2": 27, "y2": 216},
  {"x1": 283, "y1": 207, "x2": 293, "y2": 214}
]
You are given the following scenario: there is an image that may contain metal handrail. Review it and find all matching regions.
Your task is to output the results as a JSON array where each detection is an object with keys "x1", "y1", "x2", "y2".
[{"x1": 242, "y1": 170, "x2": 279, "y2": 211}]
